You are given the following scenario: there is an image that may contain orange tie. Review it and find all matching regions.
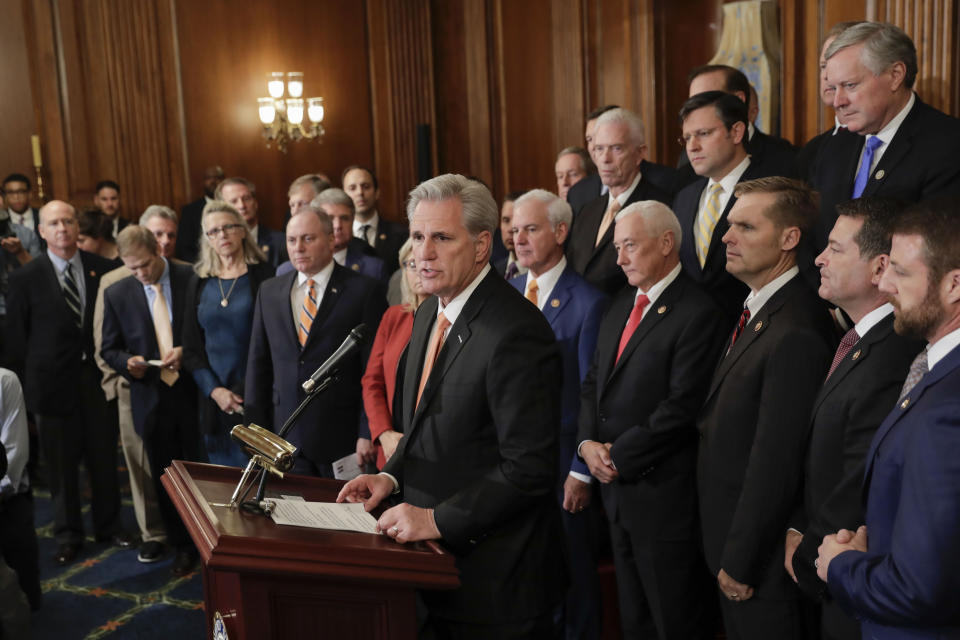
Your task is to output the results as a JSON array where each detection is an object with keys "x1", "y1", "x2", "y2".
[
  {"x1": 297, "y1": 279, "x2": 317, "y2": 347},
  {"x1": 416, "y1": 312, "x2": 451, "y2": 408},
  {"x1": 525, "y1": 278, "x2": 539, "y2": 307}
]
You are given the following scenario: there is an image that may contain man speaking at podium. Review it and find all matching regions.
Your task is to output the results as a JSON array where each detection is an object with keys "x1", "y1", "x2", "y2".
[{"x1": 338, "y1": 174, "x2": 565, "y2": 638}]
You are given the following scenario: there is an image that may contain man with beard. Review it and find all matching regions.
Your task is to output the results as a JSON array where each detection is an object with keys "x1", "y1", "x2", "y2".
[{"x1": 816, "y1": 198, "x2": 960, "y2": 638}]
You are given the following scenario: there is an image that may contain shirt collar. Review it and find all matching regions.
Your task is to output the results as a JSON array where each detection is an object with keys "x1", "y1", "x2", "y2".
[
  {"x1": 635, "y1": 262, "x2": 681, "y2": 306},
  {"x1": 747, "y1": 122, "x2": 756, "y2": 140},
  {"x1": 353, "y1": 212, "x2": 379, "y2": 235},
  {"x1": 744, "y1": 266, "x2": 799, "y2": 317},
  {"x1": 832, "y1": 115, "x2": 847, "y2": 135},
  {"x1": 437, "y1": 264, "x2": 491, "y2": 326},
  {"x1": 854, "y1": 302, "x2": 894, "y2": 338},
  {"x1": 297, "y1": 259, "x2": 335, "y2": 290},
  {"x1": 872, "y1": 92, "x2": 915, "y2": 146},
  {"x1": 928, "y1": 325, "x2": 960, "y2": 371},
  {"x1": 525, "y1": 256, "x2": 566, "y2": 309},
  {"x1": 333, "y1": 248, "x2": 347, "y2": 266},
  {"x1": 708, "y1": 154, "x2": 752, "y2": 193},
  {"x1": 611, "y1": 170, "x2": 644, "y2": 207},
  {"x1": 47, "y1": 248, "x2": 82, "y2": 274}
]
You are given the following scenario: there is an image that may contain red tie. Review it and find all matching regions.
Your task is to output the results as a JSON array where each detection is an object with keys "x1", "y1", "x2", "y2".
[
  {"x1": 616, "y1": 294, "x2": 649, "y2": 362},
  {"x1": 826, "y1": 328, "x2": 860, "y2": 380},
  {"x1": 726, "y1": 307, "x2": 751, "y2": 355}
]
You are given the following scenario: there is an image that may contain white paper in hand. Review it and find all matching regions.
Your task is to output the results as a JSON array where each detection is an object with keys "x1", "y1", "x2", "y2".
[{"x1": 332, "y1": 452, "x2": 362, "y2": 481}]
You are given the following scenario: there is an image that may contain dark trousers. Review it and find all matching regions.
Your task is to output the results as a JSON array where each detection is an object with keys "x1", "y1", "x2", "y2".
[
  {"x1": 0, "y1": 491, "x2": 40, "y2": 610},
  {"x1": 419, "y1": 605, "x2": 555, "y2": 640},
  {"x1": 557, "y1": 488, "x2": 602, "y2": 640},
  {"x1": 35, "y1": 362, "x2": 121, "y2": 544},
  {"x1": 608, "y1": 519, "x2": 708, "y2": 640},
  {"x1": 718, "y1": 591, "x2": 800, "y2": 640},
  {"x1": 141, "y1": 383, "x2": 201, "y2": 550}
]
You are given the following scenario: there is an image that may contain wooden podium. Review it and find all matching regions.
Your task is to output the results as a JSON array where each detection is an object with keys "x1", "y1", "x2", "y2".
[{"x1": 162, "y1": 461, "x2": 459, "y2": 640}]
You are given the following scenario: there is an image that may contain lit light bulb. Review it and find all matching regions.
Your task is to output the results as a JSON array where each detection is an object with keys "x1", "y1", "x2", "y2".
[
  {"x1": 286, "y1": 98, "x2": 304, "y2": 125},
  {"x1": 258, "y1": 98, "x2": 276, "y2": 125},
  {"x1": 267, "y1": 72, "x2": 284, "y2": 99},
  {"x1": 307, "y1": 97, "x2": 324, "y2": 123},
  {"x1": 287, "y1": 72, "x2": 304, "y2": 98}
]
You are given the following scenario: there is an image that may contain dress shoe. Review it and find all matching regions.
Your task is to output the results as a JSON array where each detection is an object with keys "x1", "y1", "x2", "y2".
[
  {"x1": 137, "y1": 541, "x2": 166, "y2": 564},
  {"x1": 171, "y1": 548, "x2": 198, "y2": 577},
  {"x1": 54, "y1": 542, "x2": 82, "y2": 566},
  {"x1": 96, "y1": 531, "x2": 139, "y2": 549}
]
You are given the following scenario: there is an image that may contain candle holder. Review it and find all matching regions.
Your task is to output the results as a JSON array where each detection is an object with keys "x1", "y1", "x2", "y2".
[{"x1": 33, "y1": 166, "x2": 46, "y2": 202}]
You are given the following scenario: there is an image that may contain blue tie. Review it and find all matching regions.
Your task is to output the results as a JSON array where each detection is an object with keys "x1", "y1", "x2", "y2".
[{"x1": 852, "y1": 136, "x2": 884, "y2": 198}]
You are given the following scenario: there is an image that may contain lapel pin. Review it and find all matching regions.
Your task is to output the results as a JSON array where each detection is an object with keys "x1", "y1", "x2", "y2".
[
  {"x1": 351, "y1": 264, "x2": 360, "y2": 270},
  {"x1": 331, "y1": 287, "x2": 338, "y2": 294},
  {"x1": 875, "y1": 169, "x2": 885, "y2": 180},
  {"x1": 900, "y1": 397, "x2": 910, "y2": 409},
  {"x1": 89, "y1": 270, "x2": 96, "y2": 277},
  {"x1": 261, "y1": 245, "x2": 269, "y2": 253},
  {"x1": 550, "y1": 299, "x2": 560, "y2": 308},
  {"x1": 851, "y1": 349, "x2": 862, "y2": 360},
  {"x1": 754, "y1": 320, "x2": 763, "y2": 331},
  {"x1": 657, "y1": 305, "x2": 667, "y2": 314},
  {"x1": 379, "y1": 233, "x2": 387, "y2": 240}
]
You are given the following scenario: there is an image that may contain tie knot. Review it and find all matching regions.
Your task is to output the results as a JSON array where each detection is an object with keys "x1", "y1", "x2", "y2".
[
  {"x1": 608, "y1": 198, "x2": 622, "y2": 215},
  {"x1": 152, "y1": 283, "x2": 162, "y2": 294},
  {"x1": 436, "y1": 312, "x2": 451, "y2": 334},
  {"x1": 527, "y1": 279, "x2": 538, "y2": 293},
  {"x1": 865, "y1": 135, "x2": 884, "y2": 152},
  {"x1": 708, "y1": 183, "x2": 724, "y2": 197},
  {"x1": 841, "y1": 327, "x2": 860, "y2": 348},
  {"x1": 634, "y1": 293, "x2": 650, "y2": 310}
]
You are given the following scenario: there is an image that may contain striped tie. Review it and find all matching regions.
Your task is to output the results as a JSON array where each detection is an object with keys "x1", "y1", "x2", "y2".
[
  {"x1": 297, "y1": 279, "x2": 318, "y2": 347},
  {"x1": 695, "y1": 183, "x2": 724, "y2": 267},
  {"x1": 525, "y1": 278, "x2": 539, "y2": 307},
  {"x1": 61, "y1": 265, "x2": 83, "y2": 328}
]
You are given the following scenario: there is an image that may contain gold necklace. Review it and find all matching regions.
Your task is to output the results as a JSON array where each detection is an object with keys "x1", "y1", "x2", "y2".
[{"x1": 217, "y1": 276, "x2": 240, "y2": 308}]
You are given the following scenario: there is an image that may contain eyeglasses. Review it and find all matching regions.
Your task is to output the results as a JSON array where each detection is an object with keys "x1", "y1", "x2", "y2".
[
  {"x1": 678, "y1": 127, "x2": 720, "y2": 146},
  {"x1": 205, "y1": 223, "x2": 244, "y2": 238},
  {"x1": 403, "y1": 260, "x2": 417, "y2": 271}
]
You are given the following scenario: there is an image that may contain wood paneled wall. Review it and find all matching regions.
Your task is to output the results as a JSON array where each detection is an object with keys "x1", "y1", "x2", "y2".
[{"x1": 6, "y1": 0, "x2": 958, "y2": 227}]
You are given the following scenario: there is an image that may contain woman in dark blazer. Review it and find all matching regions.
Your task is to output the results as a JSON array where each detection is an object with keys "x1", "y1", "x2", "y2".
[
  {"x1": 361, "y1": 239, "x2": 427, "y2": 469},
  {"x1": 183, "y1": 201, "x2": 272, "y2": 466}
]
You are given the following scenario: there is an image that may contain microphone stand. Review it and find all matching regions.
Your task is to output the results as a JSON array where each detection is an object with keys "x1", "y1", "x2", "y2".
[{"x1": 240, "y1": 371, "x2": 339, "y2": 515}]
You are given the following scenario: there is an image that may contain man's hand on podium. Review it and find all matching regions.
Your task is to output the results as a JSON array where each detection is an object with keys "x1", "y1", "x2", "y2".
[
  {"x1": 337, "y1": 473, "x2": 393, "y2": 512},
  {"x1": 376, "y1": 504, "x2": 441, "y2": 544}
]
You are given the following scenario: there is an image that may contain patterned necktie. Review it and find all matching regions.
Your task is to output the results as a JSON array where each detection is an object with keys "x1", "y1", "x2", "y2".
[
  {"x1": 852, "y1": 136, "x2": 884, "y2": 198},
  {"x1": 595, "y1": 198, "x2": 622, "y2": 247},
  {"x1": 727, "y1": 307, "x2": 751, "y2": 355},
  {"x1": 417, "y1": 312, "x2": 452, "y2": 408},
  {"x1": 297, "y1": 279, "x2": 317, "y2": 348},
  {"x1": 826, "y1": 328, "x2": 860, "y2": 380},
  {"x1": 899, "y1": 347, "x2": 929, "y2": 400},
  {"x1": 505, "y1": 261, "x2": 519, "y2": 280},
  {"x1": 616, "y1": 294, "x2": 649, "y2": 363},
  {"x1": 694, "y1": 183, "x2": 724, "y2": 267},
  {"x1": 150, "y1": 284, "x2": 178, "y2": 386},
  {"x1": 61, "y1": 264, "x2": 83, "y2": 328},
  {"x1": 525, "y1": 278, "x2": 539, "y2": 307}
]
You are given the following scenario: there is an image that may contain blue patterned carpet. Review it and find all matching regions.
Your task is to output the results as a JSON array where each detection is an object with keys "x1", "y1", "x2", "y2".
[{"x1": 29, "y1": 485, "x2": 206, "y2": 639}]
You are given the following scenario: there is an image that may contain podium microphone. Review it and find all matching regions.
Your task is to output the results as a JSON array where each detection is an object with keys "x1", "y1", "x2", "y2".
[{"x1": 301, "y1": 324, "x2": 367, "y2": 393}]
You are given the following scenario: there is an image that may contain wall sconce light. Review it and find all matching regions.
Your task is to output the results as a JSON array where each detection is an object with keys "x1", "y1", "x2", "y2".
[{"x1": 258, "y1": 71, "x2": 325, "y2": 153}]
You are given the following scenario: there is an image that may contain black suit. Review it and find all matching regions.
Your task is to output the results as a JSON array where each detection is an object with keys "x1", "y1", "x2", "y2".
[
  {"x1": 6, "y1": 251, "x2": 123, "y2": 544},
  {"x1": 810, "y1": 96, "x2": 960, "y2": 255},
  {"x1": 255, "y1": 225, "x2": 288, "y2": 269},
  {"x1": 567, "y1": 178, "x2": 672, "y2": 296},
  {"x1": 578, "y1": 271, "x2": 728, "y2": 638},
  {"x1": 365, "y1": 217, "x2": 407, "y2": 274},
  {"x1": 697, "y1": 273, "x2": 836, "y2": 638},
  {"x1": 245, "y1": 264, "x2": 386, "y2": 473},
  {"x1": 566, "y1": 172, "x2": 602, "y2": 219},
  {"x1": 791, "y1": 312, "x2": 923, "y2": 639},
  {"x1": 100, "y1": 261, "x2": 202, "y2": 549},
  {"x1": 673, "y1": 159, "x2": 774, "y2": 327},
  {"x1": 176, "y1": 197, "x2": 207, "y2": 263},
  {"x1": 384, "y1": 269, "x2": 564, "y2": 629}
]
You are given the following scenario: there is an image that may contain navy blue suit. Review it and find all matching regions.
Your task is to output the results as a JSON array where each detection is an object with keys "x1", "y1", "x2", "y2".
[
  {"x1": 827, "y1": 343, "x2": 960, "y2": 638},
  {"x1": 256, "y1": 225, "x2": 288, "y2": 269},
  {"x1": 368, "y1": 217, "x2": 408, "y2": 274},
  {"x1": 510, "y1": 263, "x2": 608, "y2": 639},
  {"x1": 244, "y1": 264, "x2": 387, "y2": 473}
]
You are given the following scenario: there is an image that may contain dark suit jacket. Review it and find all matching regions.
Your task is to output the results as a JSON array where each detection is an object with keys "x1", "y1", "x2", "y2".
[
  {"x1": 566, "y1": 178, "x2": 672, "y2": 296},
  {"x1": 509, "y1": 264, "x2": 608, "y2": 479},
  {"x1": 697, "y1": 273, "x2": 836, "y2": 597},
  {"x1": 369, "y1": 217, "x2": 407, "y2": 274},
  {"x1": 256, "y1": 225, "x2": 287, "y2": 269},
  {"x1": 673, "y1": 159, "x2": 779, "y2": 327},
  {"x1": 6, "y1": 251, "x2": 116, "y2": 415},
  {"x1": 578, "y1": 271, "x2": 727, "y2": 539},
  {"x1": 176, "y1": 197, "x2": 206, "y2": 263},
  {"x1": 566, "y1": 172, "x2": 602, "y2": 219},
  {"x1": 791, "y1": 313, "x2": 923, "y2": 633},
  {"x1": 678, "y1": 129, "x2": 798, "y2": 180},
  {"x1": 245, "y1": 264, "x2": 387, "y2": 465},
  {"x1": 384, "y1": 269, "x2": 564, "y2": 623},
  {"x1": 827, "y1": 344, "x2": 960, "y2": 638},
  {"x1": 99, "y1": 261, "x2": 198, "y2": 436},
  {"x1": 811, "y1": 96, "x2": 960, "y2": 255}
]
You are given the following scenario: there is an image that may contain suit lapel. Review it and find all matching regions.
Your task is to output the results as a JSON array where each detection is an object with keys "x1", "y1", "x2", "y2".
[
  {"x1": 304, "y1": 265, "x2": 343, "y2": 349},
  {"x1": 811, "y1": 315, "x2": 890, "y2": 416},
  {"x1": 403, "y1": 297, "x2": 437, "y2": 430},
  {"x1": 542, "y1": 267, "x2": 575, "y2": 326},
  {"x1": 273, "y1": 270, "x2": 301, "y2": 348},
  {"x1": 168, "y1": 263, "x2": 189, "y2": 340},
  {"x1": 594, "y1": 291, "x2": 633, "y2": 399},
  {"x1": 607, "y1": 276, "x2": 683, "y2": 385},
  {"x1": 862, "y1": 100, "x2": 920, "y2": 198}
]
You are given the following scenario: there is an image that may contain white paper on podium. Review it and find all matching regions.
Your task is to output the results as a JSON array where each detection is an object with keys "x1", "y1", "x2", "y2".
[
  {"x1": 332, "y1": 452, "x2": 362, "y2": 481},
  {"x1": 266, "y1": 499, "x2": 379, "y2": 534}
]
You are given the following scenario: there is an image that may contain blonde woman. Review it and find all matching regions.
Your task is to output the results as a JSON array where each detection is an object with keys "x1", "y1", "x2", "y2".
[
  {"x1": 361, "y1": 239, "x2": 428, "y2": 469},
  {"x1": 182, "y1": 201, "x2": 272, "y2": 466}
]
